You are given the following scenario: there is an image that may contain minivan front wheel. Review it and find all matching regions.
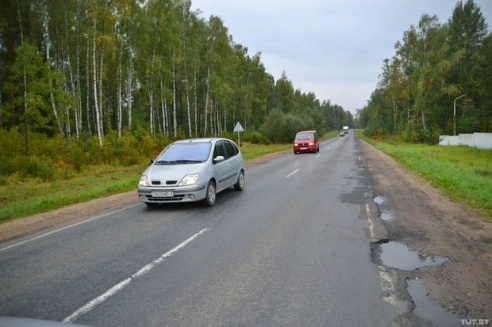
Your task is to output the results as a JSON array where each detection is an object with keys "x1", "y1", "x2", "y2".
[{"x1": 203, "y1": 181, "x2": 216, "y2": 206}]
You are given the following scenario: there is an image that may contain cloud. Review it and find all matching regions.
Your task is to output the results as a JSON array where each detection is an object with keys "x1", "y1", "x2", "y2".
[{"x1": 192, "y1": 0, "x2": 492, "y2": 114}]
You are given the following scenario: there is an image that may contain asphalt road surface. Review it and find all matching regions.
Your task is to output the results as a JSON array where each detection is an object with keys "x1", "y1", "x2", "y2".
[{"x1": 0, "y1": 134, "x2": 411, "y2": 326}]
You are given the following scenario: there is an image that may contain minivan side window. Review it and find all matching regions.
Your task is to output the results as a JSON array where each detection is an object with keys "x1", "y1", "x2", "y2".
[
  {"x1": 224, "y1": 141, "x2": 238, "y2": 158},
  {"x1": 214, "y1": 141, "x2": 227, "y2": 160}
]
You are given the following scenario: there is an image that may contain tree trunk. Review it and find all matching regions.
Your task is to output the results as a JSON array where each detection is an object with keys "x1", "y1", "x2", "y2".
[
  {"x1": 16, "y1": 0, "x2": 29, "y2": 155},
  {"x1": 93, "y1": 19, "x2": 103, "y2": 147},
  {"x1": 149, "y1": 53, "x2": 155, "y2": 136},
  {"x1": 117, "y1": 45, "x2": 123, "y2": 137},
  {"x1": 127, "y1": 54, "x2": 133, "y2": 131},
  {"x1": 160, "y1": 79, "x2": 169, "y2": 136},
  {"x1": 42, "y1": 1, "x2": 64, "y2": 137},
  {"x1": 149, "y1": 88, "x2": 154, "y2": 136},
  {"x1": 193, "y1": 66, "x2": 198, "y2": 137},
  {"x1": 172, "y1": 60, "x2": 177, "y2": 137},
  {"x1": 86, "y1": 34, "x2": 92, "y2": 136}
]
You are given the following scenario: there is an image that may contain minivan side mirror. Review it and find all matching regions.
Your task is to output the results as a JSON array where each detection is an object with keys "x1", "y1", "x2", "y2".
[{"x1": 214, "y1": 156, "x2": 225, "y2": 163}]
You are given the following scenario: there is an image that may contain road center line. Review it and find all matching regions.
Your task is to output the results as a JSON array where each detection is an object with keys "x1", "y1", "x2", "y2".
[
  {"x1": 63, "y1": 228, "x2": 210, "y2": 323},
  {"x1": 286, "y1": 169, "x2": 299, "y2": 178},
  {"x1": 0, "y1": 204, "x2": 141, "y2": 253}
]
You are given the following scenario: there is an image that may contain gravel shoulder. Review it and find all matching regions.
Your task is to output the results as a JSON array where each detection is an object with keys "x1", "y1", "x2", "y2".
[
  {"x1": 358, "y1": 139, "x2": 491, "y2": 319},
  {"x1": 1, "y1": 142, "x2": 490, "y2": 320}
]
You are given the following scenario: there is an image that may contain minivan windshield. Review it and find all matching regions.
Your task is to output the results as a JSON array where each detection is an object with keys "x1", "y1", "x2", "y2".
[
  {"x1": 155, "y1": 142, "x2": 211, "y2": 164},
  {"x1": 295, "y1": 132, "x2": 313, "y2": 140}
]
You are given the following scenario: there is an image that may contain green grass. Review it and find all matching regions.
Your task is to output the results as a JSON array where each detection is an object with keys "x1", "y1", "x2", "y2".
[
  {"x1": 0, "y1": 143, "x2": 294, "y2": 223},
  {"x1": 0, "y1": 164, "x2": 146, "y2": 223},
  {"x1": 359, "y1": 132, "x2": 492, "y2": 222},
  {"x1": 240, "y1": 143, "x2": 292, "y2": 159}
]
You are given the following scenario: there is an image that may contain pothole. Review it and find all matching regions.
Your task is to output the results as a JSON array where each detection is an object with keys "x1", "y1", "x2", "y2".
[
  {"x1": 373, "y1": 195, "x2": 395, "y2": 221},
  {"x1": 407, "y1": 278, "x2": 461, "y2": 327},
  {"x1": 373, "y1": 195, "x2": 386, "y2": 205},
  {"x1": 380, "y1": 242, "x2": 447, "y2": 270},
  {"x1": 380, "y1": 209, "x2": 394, "y2": 221}
]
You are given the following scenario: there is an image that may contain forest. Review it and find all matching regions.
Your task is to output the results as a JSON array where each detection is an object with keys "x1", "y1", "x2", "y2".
[
  {"x1": 0, "y1": 0, "x2": 490, "y2": 178},
  {"x1": 358, "y1": 0, "x2": 491, "y2": 143},
  {"x1": 0, "y1": 0, "x2": 352, "y2": 160}
]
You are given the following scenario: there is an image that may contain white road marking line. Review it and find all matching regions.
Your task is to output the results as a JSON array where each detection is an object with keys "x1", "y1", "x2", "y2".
[
  {"x1": 0, "y1": 204, "x2": 141, "y2": 253},
  {"x1": 378, "y1": 265, "x2": 400, "y2": 305},
  {"x1": 366, "y1": 203, "x2": 375, "y2": 238},
  {"x1": 63, "y1": 228, "x2": 210, "y2": 323},
  {"x1": 286, "y1": 169, "x2": 299, "y2": 178},
  {"x1": 315, "y1": 154, "x2": 321, "y2": 158}
]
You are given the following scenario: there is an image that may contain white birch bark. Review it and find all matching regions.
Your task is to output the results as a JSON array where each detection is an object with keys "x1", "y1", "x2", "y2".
[
  {"x1": 149, "y1": 89, "x2": 154, "y2": 136},
  {"x1": 182, "y1": 3, "x2": 192, "y2": 138},
  {"x1": 193, "y1": 66, "x2": 198, "y2": 136},
  {"x1": 127, "y1": 53, "x2": 133, "y2": 131},
  {"x1": 93, "y1": 19, "x2": 103, "y2": 147},
  {"x1": 117, "y1": 46, "x2": 123, "y2": 137},
  {"x1": 86, "y1": 34, "x2": 92, "y2": 135},
  {"x1": 172, "y1": 61, "x2": 177, "y2": 137},
  {"x1": 149, "y1": 53, "x2": 155, "y2": 136},
  {"x1": 160, "y1": 80, "x2": 168, "y2": 136},
  {"x1": 42, "y1": 1, "x2": 64, "y2": 136}
]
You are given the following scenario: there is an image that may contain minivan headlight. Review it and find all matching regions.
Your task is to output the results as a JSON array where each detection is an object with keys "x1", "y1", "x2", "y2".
[
  {"x1": 179, "y1": 174, "x2": 199, "y2": 186},
  {"x1": 139, "y1": 175, "x2": 150, "y2": 187}
]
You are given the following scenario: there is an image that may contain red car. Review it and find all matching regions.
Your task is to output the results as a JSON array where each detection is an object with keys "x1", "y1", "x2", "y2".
[{"x1": 293, "y1": 130, "x2": 319, "y2": 154}]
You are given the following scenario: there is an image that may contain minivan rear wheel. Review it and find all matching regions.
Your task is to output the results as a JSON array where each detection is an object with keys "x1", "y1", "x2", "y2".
[{"x1": 234, "y1": 170, "x2": 245, "y2": 191}]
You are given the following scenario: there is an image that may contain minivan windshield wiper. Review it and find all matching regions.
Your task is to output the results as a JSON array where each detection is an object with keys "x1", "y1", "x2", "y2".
[
  {"x1": 174, "y1": 159, "x2": 203, "y2": 164},
  {"x1": 154, "y1": 159, "x2": 202, "y2": 165}
]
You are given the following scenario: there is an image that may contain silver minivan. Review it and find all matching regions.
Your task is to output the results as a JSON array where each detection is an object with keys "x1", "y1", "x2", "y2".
[{"x1": 138, "y1": 138, "x2": 245, "y2": 207}]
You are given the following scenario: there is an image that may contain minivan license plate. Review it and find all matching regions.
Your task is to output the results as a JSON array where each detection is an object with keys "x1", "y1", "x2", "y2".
[{"x1": 152, "y1": 191, "x2": 174, "y2": 198}]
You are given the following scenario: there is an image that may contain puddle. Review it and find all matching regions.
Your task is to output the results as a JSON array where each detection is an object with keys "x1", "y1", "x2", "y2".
[
  {"x1": 380, "y1": 209, "x2": 394, "y2": 221},
  {"x1": 408, "y1": 279, "x2": 461, "y2": 326},
  {"x1": 380, "y1": 242, "x2": 447, "y2": 270},
  {"x1": 373, "y1": 195, "x2": 386, "y2": 205},
  {"x1": 373, "y1": 196, "x2": 394, "y2": 220}
]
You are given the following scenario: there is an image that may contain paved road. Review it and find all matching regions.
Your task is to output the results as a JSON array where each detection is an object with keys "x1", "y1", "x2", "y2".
[{"x1": 0, "y1": 134, "x2": 406, "y2": 326}]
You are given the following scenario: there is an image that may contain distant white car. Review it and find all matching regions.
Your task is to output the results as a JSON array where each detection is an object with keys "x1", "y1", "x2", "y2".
[{"x1": 138, "y1": 138, "x2": 245, "y2": 207}]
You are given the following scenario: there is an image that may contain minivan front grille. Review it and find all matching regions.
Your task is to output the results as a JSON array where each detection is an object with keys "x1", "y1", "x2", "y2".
[{"x1": 151, "y1": 180, "x2": 178, "y2": 185}]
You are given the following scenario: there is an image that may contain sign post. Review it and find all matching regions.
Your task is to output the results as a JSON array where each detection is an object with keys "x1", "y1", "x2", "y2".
[{"x1": 233, "y1": 122, "x2": 244, "y2": 146}]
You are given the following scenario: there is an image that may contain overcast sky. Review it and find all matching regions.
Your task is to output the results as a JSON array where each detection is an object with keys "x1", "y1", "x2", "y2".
[{"x1": 190, "y1": 0, "x2": 492, "y2": 114}]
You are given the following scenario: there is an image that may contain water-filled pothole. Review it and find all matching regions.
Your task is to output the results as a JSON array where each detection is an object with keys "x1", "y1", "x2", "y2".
[
  {"x1": 380, "y1": 209, "x2": 394, "y2": 221},
  {"x1": 407, "y1": 279, "x2": 461, "y2": 326},
  {"x1": 380, "y1": 242, "x2": 447, "y2": 270},
  {"x1": 373, "y1": 195, "x2": 395, "y2": 221},
  {"x1": 373, "y1": 195, "x2": 386, "y2": 205}
]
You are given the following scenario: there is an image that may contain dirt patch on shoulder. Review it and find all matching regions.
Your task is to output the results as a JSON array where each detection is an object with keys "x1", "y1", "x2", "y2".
[
  {"x1": 0, "y1": 191, "x2": 139, "y2": 243},
  {"x1": 358, "y1": 140, "x2": 491, "y2": 319}
]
